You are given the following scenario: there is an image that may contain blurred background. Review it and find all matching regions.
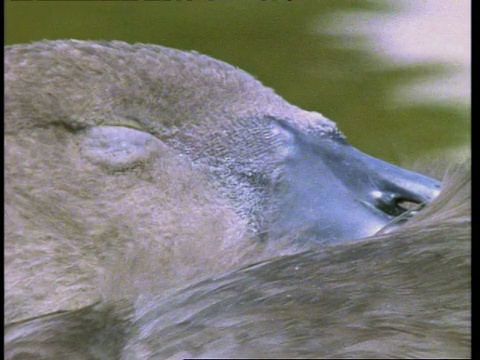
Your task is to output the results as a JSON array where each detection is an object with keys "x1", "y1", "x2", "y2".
[{"x1": 5, "y1": 0, "x2": 470, "y2": 168}]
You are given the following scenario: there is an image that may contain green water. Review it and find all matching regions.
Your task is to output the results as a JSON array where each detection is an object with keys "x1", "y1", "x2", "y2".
[{"x1": 5, "y1": 0, "x2": 470, "y2": 166}]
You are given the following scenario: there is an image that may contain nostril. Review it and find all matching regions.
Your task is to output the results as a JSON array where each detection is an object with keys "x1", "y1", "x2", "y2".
[
  {"x1": 373, "y1": 196, "x2": 427, "y2": 235},
  {"x1": 396, "y1": 198, "x2": 422, "y2": 212},
  {"x1": 371, "y1": 191, "x2": 423, "y2": 217}
]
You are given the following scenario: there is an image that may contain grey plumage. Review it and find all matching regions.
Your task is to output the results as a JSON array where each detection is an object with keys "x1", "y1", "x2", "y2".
[{"x1": 5, "y1": 40, "x2": 470, "y2": 359}]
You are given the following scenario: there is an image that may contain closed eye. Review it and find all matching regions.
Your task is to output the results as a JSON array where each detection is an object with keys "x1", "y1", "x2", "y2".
[{"x1": 79, "y1": 125, "x2": 163, "y2": 171}]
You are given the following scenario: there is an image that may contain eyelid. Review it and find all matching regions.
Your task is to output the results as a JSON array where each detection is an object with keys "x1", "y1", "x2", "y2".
[
  {"x1": 98, "y1": 120, "x2": 146, "y2": 132},
  {"x1": 80, "y1": 125, "x2": 161, "y2": 171}
]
